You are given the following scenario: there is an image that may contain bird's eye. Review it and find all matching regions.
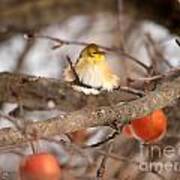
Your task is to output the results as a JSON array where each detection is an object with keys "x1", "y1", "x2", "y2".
[
  {"x1": 92, "y1": 49, "x2": 99, "y2": 54},
  {"x1": 88, "y1": 50, "x2": 96, "y2": 57}
]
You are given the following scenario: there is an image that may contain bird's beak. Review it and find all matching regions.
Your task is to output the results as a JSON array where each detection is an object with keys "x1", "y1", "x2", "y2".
[{"x1": 98, "y1": 51, "x2": 105, "y2": 55}]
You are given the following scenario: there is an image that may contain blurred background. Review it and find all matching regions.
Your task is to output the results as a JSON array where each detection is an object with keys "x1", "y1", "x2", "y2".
[{"x1": 0, "y1": 0, "x2": 179, "y2": 179}]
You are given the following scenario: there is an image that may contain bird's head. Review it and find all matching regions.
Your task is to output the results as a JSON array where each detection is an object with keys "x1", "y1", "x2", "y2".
[{"x1": 80, "y1": 44, "x2": 106, "y2": 64}]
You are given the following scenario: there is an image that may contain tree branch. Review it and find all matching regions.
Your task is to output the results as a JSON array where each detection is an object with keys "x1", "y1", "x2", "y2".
[
  {"x1": 0, "y1": 72, "x2": 138, "y2": 111},
  {"x1": 0, "y1": 73, "x2": 179, "y2": 149}
]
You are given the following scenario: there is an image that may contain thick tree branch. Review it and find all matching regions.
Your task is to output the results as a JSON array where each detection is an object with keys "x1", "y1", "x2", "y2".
[
  {"x1": 0, "y1": 72, "x2": 86, "y2": 111},
  {"x1": 0, "y1": 72, "x2": 136, "y2": 111},
  {"x1": 0, "y1": 74, "x2": 179, "y2": 149}
]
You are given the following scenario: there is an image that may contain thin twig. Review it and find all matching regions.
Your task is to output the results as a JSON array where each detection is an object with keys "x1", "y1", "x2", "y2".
[
  {"x1": 146, "y1": 34, "x2": 173, "y2": 68},
  {"x1": 66, "y1": 56, "x2": 81, "y2": 84},
  {"x1": 96, "y1": 144, "x2": 113, "y2": 180},
  {"x1": 96, "y1": 149, "x2": 166, "y2": 180},
  {"x1": 118, "y1": 86, "x2": 145, "y2": 97},
  {"x1": 24, "y1": 33, "x2": 150, "y2": 72},
  {"x1": 122, "y1": 53, "x2": 150, "y2": 73},
  {"x1": 144, "y1": 37, "x2": 158, "y2": 75},
  {"x1": 117, "y1": 0, "x2": 125, "y2": 50},
  {"x1": 96, "y1": 155, "x2": 106, "y2": 180},
  {"x1": 14, "y1": 38, "x2": 35, "y2": 72},
  {"x1": 128, "y1": 67, "x2": 180, "y2": 82},
  {"x1": 95, "y1": 150, "x2": 139, "y2": 165}
]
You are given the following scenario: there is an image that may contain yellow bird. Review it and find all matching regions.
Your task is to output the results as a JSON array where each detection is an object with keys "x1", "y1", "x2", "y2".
[{"x1": 64, "y1": 44, "x2": 120, "y2": 94}]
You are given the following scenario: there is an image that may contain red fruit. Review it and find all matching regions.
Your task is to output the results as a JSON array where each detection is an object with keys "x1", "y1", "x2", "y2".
[
  {"x1": 130, "y1": 109, "x2": 167, "y2": 143},
  {"x1": 122, "y1": 124, "x2": 133, "y2": 138},
  {"x1": 19, "y1": 153, "x2": 61, "y2": 180}
]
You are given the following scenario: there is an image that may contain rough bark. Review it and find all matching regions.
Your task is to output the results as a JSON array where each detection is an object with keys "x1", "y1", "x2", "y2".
[
  {"x1": 0, "y1": 72, "x2": 136, "y2": 111},
  {"x1": 0, "y1": 73, "x2": 179, "y2": 149}
]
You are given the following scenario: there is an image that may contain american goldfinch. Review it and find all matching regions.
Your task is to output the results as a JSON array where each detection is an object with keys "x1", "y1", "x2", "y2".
[{"x1": 64, "y1": 44, "x2": 120, "y2": 94}]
